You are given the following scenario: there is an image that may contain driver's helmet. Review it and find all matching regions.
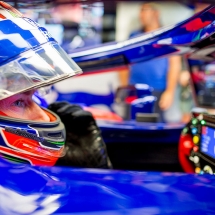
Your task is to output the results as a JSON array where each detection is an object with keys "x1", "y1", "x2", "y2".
[{"x1": 0, "y1": 2, "x2": 82, "y2": 166}]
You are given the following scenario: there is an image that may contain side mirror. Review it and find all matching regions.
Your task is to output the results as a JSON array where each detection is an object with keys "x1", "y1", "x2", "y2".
[
  {"x1": 114, "y1": 84, "x2": 157, "y2": 121},
  {"x1": 115, "y1": 84, "x2": 153, "y2": 104}
]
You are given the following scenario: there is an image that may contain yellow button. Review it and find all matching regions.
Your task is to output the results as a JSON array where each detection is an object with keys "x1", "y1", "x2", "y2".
[
  {"x1": 195, "y1": 167, "x2": 201, "y2": 174},
  {"x1": 193, "y1": 136, "x2": 199, "y2": 144}
]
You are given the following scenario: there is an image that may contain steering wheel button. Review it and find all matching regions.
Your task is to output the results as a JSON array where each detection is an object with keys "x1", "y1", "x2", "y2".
[
  {"x1": 195, "y1": 167, "x2": 201, "y2": 174},
  {"x1": 192, "y1": 128, "x2": 198, "y2": 134},
  {"x1": 193, "y1": 156, "x2": 199, "y2": 164},
  {"x1": 192, "y1": 118, "x2": 198, "y2": 125},
  {"x1": 193, "y1": 136, "x2": 199, "y2": 144},
  {"x1": 203, "y1": 165, "x2": 213, "y2": 174},
  {"x1": 193, "y1": 146, "x2": 199, "y2": 152}
]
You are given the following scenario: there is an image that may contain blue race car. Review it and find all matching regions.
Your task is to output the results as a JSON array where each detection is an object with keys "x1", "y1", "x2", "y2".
[{"x1": 0, "y1": 2, "x2": 215, "y2": 215}]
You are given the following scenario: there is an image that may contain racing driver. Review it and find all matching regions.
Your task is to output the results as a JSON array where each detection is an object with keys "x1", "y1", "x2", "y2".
[{"x1": 0, "y1": 1, "x2": 112, "y2": 168}]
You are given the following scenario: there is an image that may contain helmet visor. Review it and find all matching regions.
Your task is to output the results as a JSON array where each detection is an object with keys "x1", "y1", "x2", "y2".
[{"x1": 0, "y1": 42, "x2": 82, "y2": 100}]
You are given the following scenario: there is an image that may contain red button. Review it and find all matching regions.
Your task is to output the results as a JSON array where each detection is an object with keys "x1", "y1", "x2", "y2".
[{"x1": 193, "y1": 146, "x2": 199, "y2": 152}]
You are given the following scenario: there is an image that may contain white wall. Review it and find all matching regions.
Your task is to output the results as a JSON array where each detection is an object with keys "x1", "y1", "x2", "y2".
[{"x1": 116, "y1": 1, "x2": 193, "y2": 41}]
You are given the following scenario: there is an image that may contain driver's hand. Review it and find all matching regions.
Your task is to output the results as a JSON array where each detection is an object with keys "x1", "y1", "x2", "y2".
[
  {"x1": 48, "y1": 101, "x2": 112, "y2": 169},
  {"x1": 159, "y1": 90, "x2": 174, "y2": 111}
]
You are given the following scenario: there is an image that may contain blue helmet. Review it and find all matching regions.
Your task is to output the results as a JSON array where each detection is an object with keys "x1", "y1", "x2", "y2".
[{"x1": 0, "y1": 2, "x2": 82, "y2": 166}]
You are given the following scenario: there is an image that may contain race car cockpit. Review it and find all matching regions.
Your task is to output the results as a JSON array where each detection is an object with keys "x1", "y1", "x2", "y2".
[{"x1": 67, "y1": 4, "x2": 215, "y2": 174}]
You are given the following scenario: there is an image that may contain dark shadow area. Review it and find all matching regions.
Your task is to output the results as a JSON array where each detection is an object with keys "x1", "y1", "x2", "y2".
[{"x1": 107, "y1": 142, "x2": 183, "y2": 172}]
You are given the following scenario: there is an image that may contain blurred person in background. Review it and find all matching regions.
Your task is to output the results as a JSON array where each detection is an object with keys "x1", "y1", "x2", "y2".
[
  {"x1": 179, "y1": 68, "x2": 194, "y2": 123},
  {"x1": 52, "y1": 3, "x2": 102, "y2": 53},
  {"x1": 120, "y1": 2, "x2": 182, "y2": 122}
]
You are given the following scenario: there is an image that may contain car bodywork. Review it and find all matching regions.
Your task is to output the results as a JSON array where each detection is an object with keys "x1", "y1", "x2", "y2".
[
  {"x1": 0, "y1": 157, "x2": 215, "y2": 215},
  {"x1": 1, "y1": 4, "x2": 215, "y2": 214}
]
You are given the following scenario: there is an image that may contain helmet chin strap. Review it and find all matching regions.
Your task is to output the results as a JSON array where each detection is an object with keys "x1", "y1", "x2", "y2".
[{"x1": 0, "y1": 109, "x2": 56, "y2": 122}]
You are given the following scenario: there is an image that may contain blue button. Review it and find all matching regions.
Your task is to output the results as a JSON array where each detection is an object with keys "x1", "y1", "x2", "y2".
[{"x1": 192, "y1": 128, "x2": 198, "y2": 134}]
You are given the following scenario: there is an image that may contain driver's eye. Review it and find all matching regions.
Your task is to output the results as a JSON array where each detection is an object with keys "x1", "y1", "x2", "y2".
[{"x1": 13, "y1": 99, "x2": 25, "y2": 108}]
